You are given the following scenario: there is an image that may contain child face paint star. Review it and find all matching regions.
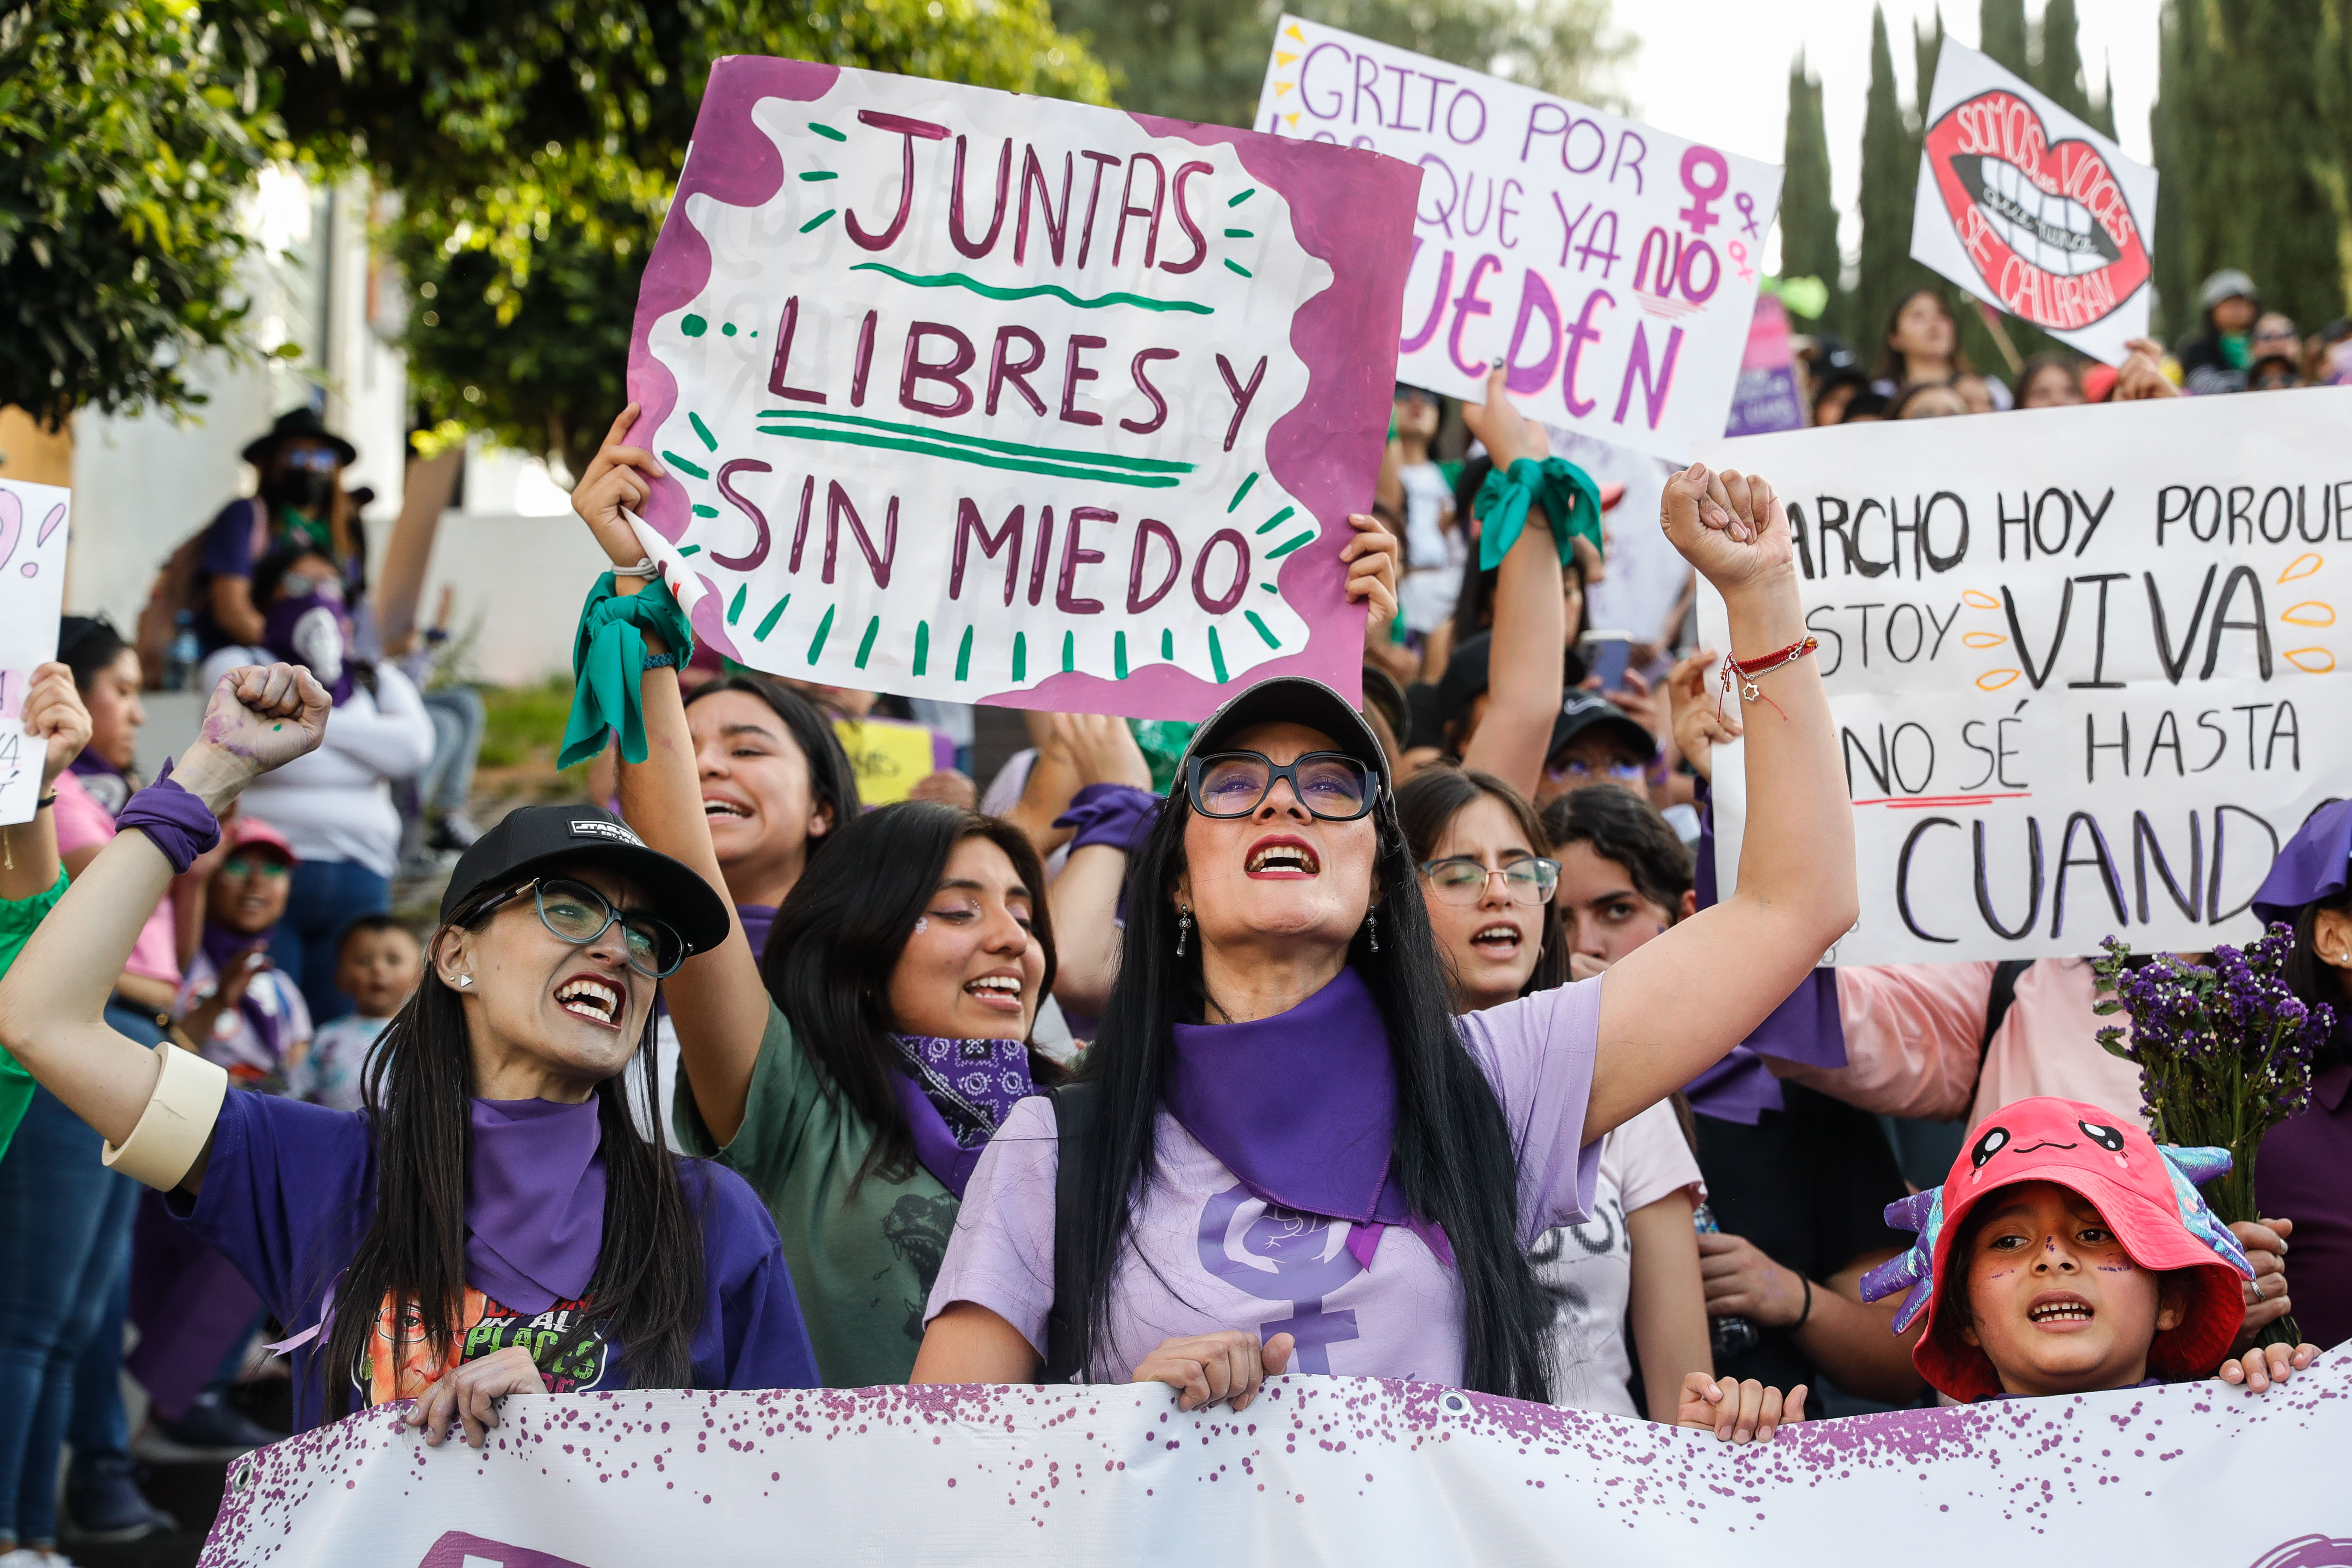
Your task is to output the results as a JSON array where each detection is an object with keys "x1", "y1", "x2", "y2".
[{"x1": 1959, "y1": 1180, "x2": 2186, "y2": 1398}]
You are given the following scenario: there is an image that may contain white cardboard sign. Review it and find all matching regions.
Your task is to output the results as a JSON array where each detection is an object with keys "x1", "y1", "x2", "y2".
[
  {"x1": 1700, "y1": 392, "x2": 2348, "y2": 967},
  {"x1": 1252, "y1": 15, "x2": 1782, "y2": 462},
  {"x1": 1911, "y1": 41, "x2": 2157, "y2": 366},
  {"x1": 0, "y1": 479, "x2": 70, "y2": 826}
]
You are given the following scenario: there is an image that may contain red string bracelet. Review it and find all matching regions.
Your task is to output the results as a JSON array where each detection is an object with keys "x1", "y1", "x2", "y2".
[{"x1": 1717, "y1": 636, "x2": 1819, "y2": 721}]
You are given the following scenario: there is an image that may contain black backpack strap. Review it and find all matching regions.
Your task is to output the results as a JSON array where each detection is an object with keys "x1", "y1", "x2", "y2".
[
  {"x1": 1971, "y1": 959, "x2": 2034, "y2": 1103},
  {"x1": 1041, "y1": 1081, "x2": 1098, "y2": 1384}
]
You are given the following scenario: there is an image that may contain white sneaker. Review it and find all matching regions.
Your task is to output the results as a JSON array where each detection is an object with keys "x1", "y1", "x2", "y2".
[{"x1": 0, "y1": 1550, "x2": 74, "y2": 1568}]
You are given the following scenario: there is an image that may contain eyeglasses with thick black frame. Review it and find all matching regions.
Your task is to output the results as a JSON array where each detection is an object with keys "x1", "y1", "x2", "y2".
[
  {"x1": 1417, "y1": 855, "x2": 1560, "y2": 906},
  {"x1": 469, "y1": 876, "x2": 687, "y2": 978},
  {"x1": 1183, "y1": 750, "x2": 1378, "y2": 822}
]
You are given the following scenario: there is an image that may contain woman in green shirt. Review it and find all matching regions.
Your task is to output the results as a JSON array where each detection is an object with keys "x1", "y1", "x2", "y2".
[{"x1": 0, "y1": 661, "x2": 91, "y2": 1155}]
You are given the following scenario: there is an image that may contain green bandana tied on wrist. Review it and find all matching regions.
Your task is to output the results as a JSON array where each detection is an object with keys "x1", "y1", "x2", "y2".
[
  {"x1": 1471, "y1": 457, "x2": 1606, "y2": 572},
  {"x1": 557, "y1": 573, "x2": 697, "y2": 769}
]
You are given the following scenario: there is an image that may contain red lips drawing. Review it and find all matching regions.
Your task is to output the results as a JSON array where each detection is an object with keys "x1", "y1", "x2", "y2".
[{"x1": 1923, "y1": 89, "x2": 2149, "y2": 332}]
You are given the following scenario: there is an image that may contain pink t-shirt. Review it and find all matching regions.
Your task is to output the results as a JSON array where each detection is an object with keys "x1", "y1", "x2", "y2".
[
  {"x1": 52, "y1": 771, "x2": 179, "y2": 985},
  {"x1": 926, "y1": 975, "x2": 1606, "y2": 1388}
]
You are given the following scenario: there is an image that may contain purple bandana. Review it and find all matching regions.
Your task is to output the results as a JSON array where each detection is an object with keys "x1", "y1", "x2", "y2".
[
  {"x1": 466, "y1": 1097, "x2": 608, "y2": 1315},
  {"x1": 117, "y1": 763, "x2": 223, "y2": 875},
  {"x1": 1052, "y1": 784, "x2": 1161, "y2": 855},
  {"x1": 2253, "y1": 799, "x2": 2352, "y2": 925},
  {"x1": 1167, "y1": 966, "x2": 1451, "y2": 1269},
  {"x1": 890, "y1": 1035, "x2": 1035, "y2": 1198},
  {"x1": 67, "y1": 747, "x2": 132, "y2": 816},
  {"x1": 737, "y1": 903, "x2": 777, "y2": 966},
  {"x1": 196, "y1": 921, "x2": 296, "y2": 1069},
  {"x1": 262, "y1": 592, "x2": 355, "y2": 705}
]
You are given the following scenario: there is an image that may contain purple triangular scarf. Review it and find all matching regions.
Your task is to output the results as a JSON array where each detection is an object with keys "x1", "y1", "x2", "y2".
[
  {"x1": 889, "y1": 1035, "x2": 1035, "y2": 1199},
  {"x1": 466, "y1": 1097, "x2": 607, "y2": 1315},
  {"x1": 1166, "y1": 966, "x2": 1451, "y2": 1270},
  {"x1": 68, "y1": 748, "x2": 132, "y2": 817}
]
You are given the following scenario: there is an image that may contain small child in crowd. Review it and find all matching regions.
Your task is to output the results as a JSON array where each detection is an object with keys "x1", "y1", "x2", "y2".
[
  {"x1": 294, "y1": 915, "x2": 423, "y2": 1112},
  {"x1": 175, "y1": 815, "x2": 310, "y2": 1093},
  {"x1": 1674, "y1": 1095, "x2": 2320, "y2": 1442}
]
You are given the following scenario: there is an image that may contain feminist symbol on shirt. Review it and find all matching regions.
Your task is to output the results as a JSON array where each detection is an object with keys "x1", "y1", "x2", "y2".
[{"x1": 1195, "y1": 1185, "x2": 1364, "y2": 1375}]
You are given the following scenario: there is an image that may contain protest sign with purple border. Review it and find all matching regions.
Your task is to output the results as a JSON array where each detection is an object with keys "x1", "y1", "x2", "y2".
[
  {"x1": 1253, "y1": 16, "x2": 1781, "y2": 462},
  {"x1": 626, "y1": 58, "x2": 1419, "y2": 719}
]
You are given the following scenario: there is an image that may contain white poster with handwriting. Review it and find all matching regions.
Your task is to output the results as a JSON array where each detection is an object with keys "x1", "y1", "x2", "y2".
[
  {"x1": 0, "y1": 480, "x2": 70, "y2": 826},
  {"x1": 1253, "y1": 15, "x2": 1782, "y2": 461},
  {"x1": 1700, "y1": 392, "x2": 2348, "y2": 966}
]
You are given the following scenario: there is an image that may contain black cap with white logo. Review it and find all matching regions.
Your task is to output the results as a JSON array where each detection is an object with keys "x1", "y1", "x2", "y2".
[{"x1": 439, "y1": 805, "x2": 732, "y2": 957}]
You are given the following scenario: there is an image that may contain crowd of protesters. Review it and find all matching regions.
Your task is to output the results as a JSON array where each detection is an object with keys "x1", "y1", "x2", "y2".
[{"x1": 0, "y1": 296, "x2": 2343, "y2": 1566}]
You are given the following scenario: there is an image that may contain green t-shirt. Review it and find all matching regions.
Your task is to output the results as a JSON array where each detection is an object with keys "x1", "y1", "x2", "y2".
[
  {"x1": 672, "y1": 1000, "x2": 957, "y2": 1388},
  {"x1": 0, "y1": 870, "x2": 69, "y2": 1160}
]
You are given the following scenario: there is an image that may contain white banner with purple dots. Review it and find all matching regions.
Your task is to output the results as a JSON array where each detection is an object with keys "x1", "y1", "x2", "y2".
[
  {"x1": 623, "y1": 56, "x2": 1422, "y2": 721},
  {"x1": 196, "y1": 1351, "x2": 2352, "y2": 1565}
]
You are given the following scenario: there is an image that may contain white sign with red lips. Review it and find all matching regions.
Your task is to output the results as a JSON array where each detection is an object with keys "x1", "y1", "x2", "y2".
[{"x1": 1909, "y1": 42, "x2": 2156, "y2": 366}]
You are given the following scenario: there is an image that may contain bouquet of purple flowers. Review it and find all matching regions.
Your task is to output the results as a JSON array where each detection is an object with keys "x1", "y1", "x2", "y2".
[{"x1": 2092, "y1": 924, "x2": 2335, "y2": 1347}]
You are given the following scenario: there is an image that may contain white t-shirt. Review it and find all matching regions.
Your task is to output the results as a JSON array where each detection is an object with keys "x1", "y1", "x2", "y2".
[
  {"x1": 1534, "y1": 1096, "x2": 1704, "y2": 1416},
  {"x1": 1396, "y1": 461, "x2": 1464, "y2": 634}
]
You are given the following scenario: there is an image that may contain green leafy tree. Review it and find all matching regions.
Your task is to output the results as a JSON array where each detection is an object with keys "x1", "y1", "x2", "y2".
[
  {"x1": 1779, "y1": 53, "x2": 1844, "y2": 334},
  {"x1": 1052, "y1": 0, "x2": 1629, "y2": 135},
  {"x1": 1981, "y1": 0, "x2": 2030, "y2": 76},
  {"x1": 263, "y1": 0, "x2": 1115, "y2": 478},
  {"x1": 1854, "y1": 6, "x2": 1927, "y2": 372},
  {"x1": 0, "y1": 0, "x2": 312, "y2": 425}
]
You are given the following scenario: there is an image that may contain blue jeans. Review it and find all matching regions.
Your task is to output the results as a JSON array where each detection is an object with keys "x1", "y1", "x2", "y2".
[
  {"x1": 0, "y1": 1084, "x2": 139, "y2": 1546},
  {"x1": 419, "y1": 686, "x2": 486, "y2": 816},
  {"x1": 272, "y1": 858, "x2": 392, "y2": 1026},
  {"x1": 62, "y1": 1007, "x2": 160, "y2": 1488}
]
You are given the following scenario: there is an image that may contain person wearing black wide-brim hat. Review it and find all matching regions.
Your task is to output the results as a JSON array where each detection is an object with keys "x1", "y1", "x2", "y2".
[
  {"x1": 193, "y1": 407, "x2": 363, "y2": 658},
  {"x1": 0, "y1": 665, "x2": 823, "y2": 1445}
]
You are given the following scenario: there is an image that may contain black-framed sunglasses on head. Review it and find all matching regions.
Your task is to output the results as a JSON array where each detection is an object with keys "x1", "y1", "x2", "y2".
[
  {"x1": 1184, "y1": 751, "x2": 1377, "y2": 822},
  {"x1": 1418, "y1": 855, "x2": 1560, "y2": 906},
  {"x1": 472, "y1": 877, "x2": 687, "y2": 978}
]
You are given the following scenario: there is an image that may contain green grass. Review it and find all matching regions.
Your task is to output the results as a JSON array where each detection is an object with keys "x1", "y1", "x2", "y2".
[{"x1": 478, "y1": 675, "x2": 577, "y2": 770}]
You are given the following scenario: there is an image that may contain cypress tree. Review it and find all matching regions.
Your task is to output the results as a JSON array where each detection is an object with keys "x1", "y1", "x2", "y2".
[
  {"x1": 1780, "y1": 52, "x2": 1846, "y2": 335},
  {"x1": 1981, "y1": 0, "x2": 2030, "y2": 76},
  {"x1": 2033, "y1": 0, "x2": 2094, "y2": 120},
  {"x1": 1856, "y1": 6, "x2": 1926, "y2": 373},
  {"x1": 2150, "y1": 0, "x2": 2195, "y2": 343}
]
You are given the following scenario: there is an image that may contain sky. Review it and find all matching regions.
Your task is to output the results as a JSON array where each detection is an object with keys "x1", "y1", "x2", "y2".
[{"x1": 1614, "y1": 0, "x2": 2160, "y2": 274}]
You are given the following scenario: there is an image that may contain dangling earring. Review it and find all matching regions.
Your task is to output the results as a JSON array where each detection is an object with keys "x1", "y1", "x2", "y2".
[
  {"x1": 1365, "y1": 909, "x2": 1379, "y2": 952},
  {"x1": 1176, "y1": 906, "x2": 1191, "y2": 957}
]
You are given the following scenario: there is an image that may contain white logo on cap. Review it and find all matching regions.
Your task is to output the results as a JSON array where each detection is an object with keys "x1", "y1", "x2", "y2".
[{"x1": 569, "y1": 819, "x2": 645, "y2": 847}]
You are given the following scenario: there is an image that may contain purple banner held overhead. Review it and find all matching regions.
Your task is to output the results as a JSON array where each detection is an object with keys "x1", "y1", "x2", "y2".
[{"x1": 1722, "y1": 294, "x2": 1806, "y2": 438}]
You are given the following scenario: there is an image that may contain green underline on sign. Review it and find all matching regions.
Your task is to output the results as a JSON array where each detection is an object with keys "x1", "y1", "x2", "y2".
[
  {"x1": 955, "y1": 625, "x2": 975, "y2": 681},
  {"x1": 754, "y1": 409, "x2": 1193, "y2": 475},
  {"x1": 756, "y1": 424, "x2": 1184, "y2": 488},
  {"x1": 799, "y1": 170, "x2": 838, "y2": 182},
  {"x1": 754, "y1": 594, "x2": 790, "y2": 640},
  {"x1": 1254, "y1": 505, "x2": 1295, "y2": 536},
  {"x1": 1062, "y1": 629, "x2": 1076, "y2": 673},
  {"x1": 799, "y1": 208, "x2": 837, "y2": 233},
  {"x1": 1226, "y1": 471, "x2": 1259, "y2": 512},
  {"x1": 677, "y1": 543, "x2": 703, "y2": 556},
  {"x1": 1208, "y1": 625, "x2": 1229, "y2": 683},
  {"x1": 1259, "y1": 582, "x2": 1278, "y2": 593},
  {"x1": 1264, "y1": 530, "x2": 1315, "y2": 560},
  {"x1": 1012, "y1": 631, "x2": 1027, "y2": 682},
  {"x1": 692, "y1": 504, "x2": 718, "y2": 518},
  {"x1": 727, "y1": 584, "x2": 747, "y2": 625},
  {"x1": 1222, "y1": 259, "x2": 1251, "y2": 279},
  {"x1": 1228, "y1": 187, "x2": 1257, "y2": 207},
  {"x1": 1224, "y1": 228, "x2": 1253, "y2": 239},
  {"x1": 1115, "y1": 630, "x2": 1129, "y2": 679},
  {"x1": 855, "y1": 615, "x2": 881, "y2": 669},
  {"x1": 808, "y1": 122, "x2": 847, "y2": 142},
  {"x1": 807, "y1": 604, "x2": 836, "y2": 663},
  {"x1": 662, "y1": 450, "x2": 710, "y2": 480},
  {"x1": 688, "y1": 412, "x2": 719, "y2": 452},
  {"x1": 913, "y1": 620, "x2": 930, "y2": 677},
  {"x1": 1244, "y1": 610, "x2": 1281, "y2": 649},
  {"x1": 849, "y1": 261, "x2": 1213, "y2": 315},
  {"x1": 1161, "y1": 628, "x2": 1174, "y2": 661}
]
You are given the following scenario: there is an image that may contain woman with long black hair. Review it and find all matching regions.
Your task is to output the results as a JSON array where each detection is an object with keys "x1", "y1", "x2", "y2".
[
  {"x1": 0, "y1": 664, "x2": 818, "y2": 1448},
  {"x1": 908, "y1": 455, "x2": 1852, "y2": 1410}
]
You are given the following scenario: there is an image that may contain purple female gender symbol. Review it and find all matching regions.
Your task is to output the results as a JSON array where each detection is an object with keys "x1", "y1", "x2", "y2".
[
  {"x1": 1678, "y1": 145, "x2": 1730, "y2": 234},
  {"x1": 1195, "y1": 1184, "x2": 1365, "y2": 1373}
]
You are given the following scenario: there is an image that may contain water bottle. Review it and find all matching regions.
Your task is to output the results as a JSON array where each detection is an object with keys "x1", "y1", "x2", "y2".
[
  {"x1": 165, "y1": 610, "x2": 200, "y2": 692},
  {"x1": 1694, "y1": 1202, "x2": 1761, "y2": 1358}
]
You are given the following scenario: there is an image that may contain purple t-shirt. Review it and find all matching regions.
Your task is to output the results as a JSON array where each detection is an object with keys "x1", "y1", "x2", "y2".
[
  {"x1": 925, "y1": 974, "x2": 1606, "y2": 1387},
  {"x1": 175, "y1": 1089, "x2": 820, "y2": 1431}
]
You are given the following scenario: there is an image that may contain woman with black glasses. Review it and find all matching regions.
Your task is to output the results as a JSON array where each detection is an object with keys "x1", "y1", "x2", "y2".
[
  {"x1": 0, "y1": 665, "x2": 819, "y2": 1447},
  {"x1": 909, "y1": 456, "x2": 1853, "y2": 1413}
]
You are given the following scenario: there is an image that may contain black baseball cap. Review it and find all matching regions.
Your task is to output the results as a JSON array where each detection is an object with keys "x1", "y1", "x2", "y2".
[
  {"x1": 1179, "y1": 676, "x2": 1391, "y2": 791},
  {"x1": 440, "y1": 805, "x2": 732, "y2": 957},
  {"x1": 1548, "y1": 691, "x2": 1658, "y2": 766}
]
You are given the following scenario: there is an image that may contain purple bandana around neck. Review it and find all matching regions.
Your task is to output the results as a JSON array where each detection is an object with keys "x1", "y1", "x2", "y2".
[
  {"x1": 262, "y1": 592, "x2": 355, "y2": 705},
  {"x1": 466, "y1": 1097, "x2": 607, "y2": 1315},
  {"x1": 1166, "y1": 966, "x2": 1451, "y2": 1270},
  {"x1": 68, "y1": 747, "x2": 132, "y2": 817},
  {"x1": 890, "y1": 1035, "x2": 1035, "y2": 1199},
  {"x1": 737, "y1": 903, "x2": 777, "y2": 967}
]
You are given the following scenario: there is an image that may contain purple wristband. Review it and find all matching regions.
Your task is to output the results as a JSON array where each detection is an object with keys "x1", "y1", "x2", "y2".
[
  {"x1": 116, "y1": 762, "x2": 224, "y2": 874},
  {"x1": 1052, "y1": 783, "x2": 1161, "y2": 856}
]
